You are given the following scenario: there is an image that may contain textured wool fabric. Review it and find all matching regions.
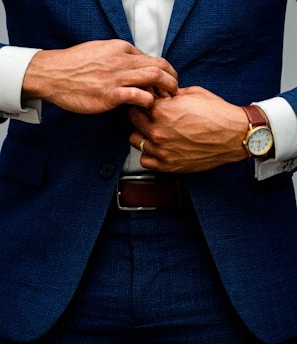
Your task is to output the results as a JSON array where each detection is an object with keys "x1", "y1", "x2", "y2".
[
  {"x1": 0, "y1": 1, "x2": 297, "y2": 343},
  {"x1": 0, "y1": 199, "x2": 268, "y2": 343}
]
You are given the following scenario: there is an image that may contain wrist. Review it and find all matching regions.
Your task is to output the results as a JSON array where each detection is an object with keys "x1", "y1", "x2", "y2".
[
  {"x1": 241, "y1": 105, "x2": 274, "y2": 158},
  {"x1": 22, "y1": 49, "x2": 54, "y2": 101}
]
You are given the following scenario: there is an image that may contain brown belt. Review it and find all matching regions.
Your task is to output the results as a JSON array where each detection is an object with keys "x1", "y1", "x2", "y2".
[{"x1": 116, "y1": 174, "x2": 182, "y2": 211}]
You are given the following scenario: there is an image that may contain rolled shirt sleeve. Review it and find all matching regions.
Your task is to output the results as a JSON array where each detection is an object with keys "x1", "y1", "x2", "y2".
[{"x1": 0, "y1": 46, "x2": 42, "y2": 124}]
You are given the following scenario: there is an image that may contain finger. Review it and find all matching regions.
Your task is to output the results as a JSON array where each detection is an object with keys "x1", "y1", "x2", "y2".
[
  {"x1": 120, "y1": 46, "x2": 178, "y2": 80},
  {"x1": 129, "y1": 131, "x2": 167, "y2": 171},
  {"x1": 110, "y1": 87, "x2": 155, "y2": 108},
  {"x1": 153, "y1": 56, "x2": 178, "y2": 80},
  {"x1": 132, "y1": 54, "x2": 178, "y2": 79},
  {"x1": 118, "y1": 66, "x2": 178, "y2": 96},
  {"x1": 140, "y1": 154, "x2": 163, "y2": 171},
  {"x1": 155, "y1": 88, "x2": 172, "y2": 98},
  {"x1": 124, "y1": 41, "x2": 149, "y2": 56},
  {"x1": 128, "y1": 107, "x2": 152, "y2": 134},
  {"x1": 129, "y1": 130, "x2": 152, "y2": 154},
  {"x1": 139, "y1": 137, "x2": 147, "y2": 154}
]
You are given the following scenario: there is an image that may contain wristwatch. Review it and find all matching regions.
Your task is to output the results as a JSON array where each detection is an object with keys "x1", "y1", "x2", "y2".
[{"x1": 242, "y1": 105, "x2": 274, "y2": 158}]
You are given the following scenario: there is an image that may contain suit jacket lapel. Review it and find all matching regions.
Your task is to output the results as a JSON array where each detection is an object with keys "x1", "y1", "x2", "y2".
[
  {"x1": 98, "y1": 0, "x2": 196, "y2": 56},
  {"x1": 163, "y1": 0, "x2": 196, "y2": 56},
  {"x1": 97, "y1": 0, "x2": 134, "y2": 43}
]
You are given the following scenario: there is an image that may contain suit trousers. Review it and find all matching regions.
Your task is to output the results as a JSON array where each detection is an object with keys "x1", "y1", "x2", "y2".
[{"x1": 1, "y1": 191, "x2": 296, "y2": 344}]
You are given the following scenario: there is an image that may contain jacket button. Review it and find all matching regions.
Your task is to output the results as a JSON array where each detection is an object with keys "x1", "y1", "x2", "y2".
[{"x1": 99, "y1": 163, "x2": 116, "y2": 179}]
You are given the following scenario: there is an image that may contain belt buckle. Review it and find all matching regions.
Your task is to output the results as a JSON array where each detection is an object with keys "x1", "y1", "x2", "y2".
[{"x1": 116, "y1": 174, "x2": 158, "y2": 211}]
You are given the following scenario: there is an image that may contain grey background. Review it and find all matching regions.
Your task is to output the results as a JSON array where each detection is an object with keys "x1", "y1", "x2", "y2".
[{"x1": 0, "y1": 0, "x2": 297, "y2": 191}]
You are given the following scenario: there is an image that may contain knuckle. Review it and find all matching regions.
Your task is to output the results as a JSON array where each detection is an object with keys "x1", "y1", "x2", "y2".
[
  {"x1": 126, "y1": 87, "x2": 138, "y2": 99},
  {"x1": 118, "y1": 87, "x2": 137, "y2": 101},
  {"x1": 158, "y1": 150, "x2": 170, "y2": 161},
  {"x1": 146, "y1": 66, "x2": 163, "y2": 81},
  {"x1": 150, "y1": 127, "x2": 164, "y2": 143},
  {"x1": 156, "y1": 57, "x2": 168, "y2": 69},
  {"x1": 113, "y1": 39, "x2": 129, "y2": 49}
]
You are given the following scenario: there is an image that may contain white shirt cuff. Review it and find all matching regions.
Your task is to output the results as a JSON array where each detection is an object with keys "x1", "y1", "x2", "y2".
[
  {"x1": 252, "y1": 97, "x2": 297, "y2": 180},
  {"x1": 0, "y1": 46, "x2": 42, "y2": 124}
]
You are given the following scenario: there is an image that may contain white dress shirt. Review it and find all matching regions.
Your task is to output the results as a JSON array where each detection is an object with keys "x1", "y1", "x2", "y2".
[
  {"x1": 0, "y1": 0, "x2": 297, "y2": 179},
  {"x1": 121, "y1": 0, "x2": 174, "y2": 173}
]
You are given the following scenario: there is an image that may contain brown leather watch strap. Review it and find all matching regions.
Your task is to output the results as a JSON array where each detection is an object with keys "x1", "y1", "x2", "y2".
[{"x1": 241, "y1": 105, "x2": 267, "y2": 126}]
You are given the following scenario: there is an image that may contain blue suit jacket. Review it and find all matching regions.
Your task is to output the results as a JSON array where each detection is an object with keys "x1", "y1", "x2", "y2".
[{"x1": 1, "y1": 0, "x2": 297, "y2": 342}]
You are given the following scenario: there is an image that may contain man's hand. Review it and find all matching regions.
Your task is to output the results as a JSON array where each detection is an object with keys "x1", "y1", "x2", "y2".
[
  {"x1": 22, "y1": 39, "x2": 178, "y2": 114},
  {"x1": 129, "y1": 86, "x2": 249, "y2": 173}
]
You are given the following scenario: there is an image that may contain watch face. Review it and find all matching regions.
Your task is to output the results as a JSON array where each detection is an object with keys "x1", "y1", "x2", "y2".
[{"x1": 247, "y1": 127, "x2": 273, "y2": 156}]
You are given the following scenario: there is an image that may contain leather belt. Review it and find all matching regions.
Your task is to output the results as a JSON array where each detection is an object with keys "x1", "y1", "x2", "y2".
[{"x1": 116, "y1": 174, "x2": 182, "y2": 211}]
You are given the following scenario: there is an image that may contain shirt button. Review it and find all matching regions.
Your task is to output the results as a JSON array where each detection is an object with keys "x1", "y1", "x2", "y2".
[{"x1": 99, "y1": 163, "x2": 116, "y2": 180}]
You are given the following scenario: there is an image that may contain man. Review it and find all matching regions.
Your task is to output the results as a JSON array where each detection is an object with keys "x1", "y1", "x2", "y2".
[{"x1": 0, "y1": 0, "x2": 297, "y2": 343}]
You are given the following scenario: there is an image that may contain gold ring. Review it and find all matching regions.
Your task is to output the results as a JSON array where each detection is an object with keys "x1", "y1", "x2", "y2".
[{"x1": 139, "y1": 137, "x2": 147, "y2": 153}]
